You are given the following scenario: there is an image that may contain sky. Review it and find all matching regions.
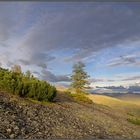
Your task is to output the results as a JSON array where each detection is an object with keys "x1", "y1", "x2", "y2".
[{"x1": 0, "y1": 2, "x2": 140, "y2": 89}]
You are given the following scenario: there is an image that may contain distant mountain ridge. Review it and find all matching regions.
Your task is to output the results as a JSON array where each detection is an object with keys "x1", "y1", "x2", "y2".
[{"x1": 88, "y1": 86, "x2": 140, "y2": 94}]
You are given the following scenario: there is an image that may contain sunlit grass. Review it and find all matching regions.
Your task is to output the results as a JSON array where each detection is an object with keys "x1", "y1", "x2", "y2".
[
  {"x1": 69, "y1": 92, "x2": 93, "y2": 104},
  {"x1": 86, "y1": 94, "x2": 140, "y2": 108},
  {"x1": 117, "y1": 94, "x2": 140, "y2": 106},
  {"x1": 27, "y1": 98, "x2": 55, "y2": 106},
  {"x1": 86, "y1": 94, "x2": 140, "y2": 117}
]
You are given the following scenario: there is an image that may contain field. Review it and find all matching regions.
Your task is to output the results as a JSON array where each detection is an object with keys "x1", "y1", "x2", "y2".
[
  {"x1": 115, "y1": 94, "x2": 140, "y2": 106},
  {"x1": 86, "y1": 93, "x2": 140, "y2": 115}
]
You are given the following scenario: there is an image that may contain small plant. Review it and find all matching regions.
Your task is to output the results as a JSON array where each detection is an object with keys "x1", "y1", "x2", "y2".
[
  {"x1": 127, "y1": 112, "x2": 134, "y2": 116},
  {"x1": 127, "y1": 117, "x2": 140, "y2": 125}
]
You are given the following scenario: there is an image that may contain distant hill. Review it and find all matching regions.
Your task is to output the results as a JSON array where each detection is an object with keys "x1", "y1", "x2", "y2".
[
  {"x1": 55, "y1": 85, "x2": 68, "y2": 92},
  {"x1": 115, "y1": 94, "x2": 140, "y2": 106},
  {"x1": 88, "y1": 86, "x2": 140, "y2": 94},
  {"x1": 86, "y1": 94, "x2": 140, "y2": 117}
]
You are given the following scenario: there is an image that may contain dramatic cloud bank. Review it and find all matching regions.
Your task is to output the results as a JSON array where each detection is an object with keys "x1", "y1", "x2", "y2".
[{"x1": 0, "y1": 2, "x2": 140, "y2": 88}]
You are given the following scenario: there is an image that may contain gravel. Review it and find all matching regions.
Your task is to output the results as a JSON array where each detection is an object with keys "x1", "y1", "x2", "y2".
[{"x1": 0, "y1": 92, "x2": 139, "y2": 139}]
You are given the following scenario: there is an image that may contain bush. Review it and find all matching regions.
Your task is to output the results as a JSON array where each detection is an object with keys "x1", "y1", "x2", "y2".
[
  {"x1": 127, "y1": 117, "x2": 140, "y2": 125},
  {"x1": 0, "y1": 67, "x2": 56, "y2": 102},
  {"x1": 69, "y1": 93, "x2": 93, "y2": 104}
]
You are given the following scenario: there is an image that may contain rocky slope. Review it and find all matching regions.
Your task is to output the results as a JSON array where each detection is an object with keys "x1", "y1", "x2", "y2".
[{"x1": 0, "y1": 91, "x2": 139, "y2": 139}]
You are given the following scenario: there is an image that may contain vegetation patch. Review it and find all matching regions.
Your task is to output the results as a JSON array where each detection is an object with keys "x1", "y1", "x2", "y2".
[
  {"x1": 0, "y1": 66, "x2": 56, "y2": 102},
  {"x1": 127, "y1": 117, "x2": 140, "y2": 125},
  {"x1": 127, "y1": 112, "x2": 134, "y2": 117},
  {"x1": 28, "y1": 98, "x2": 55, "y2": 106},
  {"x1": 69, "y1": 93, "x2": 93, "y2": 104}
]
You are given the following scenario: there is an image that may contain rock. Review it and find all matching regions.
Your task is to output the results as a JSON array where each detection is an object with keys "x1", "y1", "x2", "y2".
[
  {"x1": 9, "y1": 134, "x2": 15, "y2": 139},
  {"x1": 6, "y1": 128, "x2": 12, "y2": 134},
  {"x1": 14, "y1": 126, "x2": 19, "y2": 131},
  {"x1": 0, "y1": 92, "x2": 139, "y2": 139},
  {"x1": 38, "y1": 132, "x2": 42, "y2": 135},
  {"x1": 59, "y1": 118, "x2": 63, "y2": 122}
]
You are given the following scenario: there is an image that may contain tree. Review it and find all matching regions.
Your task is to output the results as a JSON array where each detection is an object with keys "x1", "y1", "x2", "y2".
[
  {"x1": 25, "y1": 70, "x2": 31, "y2": 79},
  {"x1": 11, "y1": 64, "x2": 22, "y2": 74},
  {"x1": 71, "y1": 61, "x2": 89, "y2": 93}
]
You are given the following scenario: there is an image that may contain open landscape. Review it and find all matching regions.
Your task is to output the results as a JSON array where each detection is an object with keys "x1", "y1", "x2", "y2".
[
  {"x1": 0, "y1": 2, "x2": 140, "y2": 139},
  {"x1": 115, "y1": 94, "x2": 140, "y2": 106},
  {"x1": 0, "y1": 90, "x2": 140, "y2": 139}
]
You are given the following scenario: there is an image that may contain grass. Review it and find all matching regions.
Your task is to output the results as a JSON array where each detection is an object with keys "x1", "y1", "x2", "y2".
[
  {"x1": 86, "y1": 94, "x2": 140, "y2": 109},
  {"x1": 0, "y1": 108, "x2": 5, "y2": 112},
  {"x1": 116, "y1": 94, "x2": 140, "y2": 106},
  {"x1": 86, "y1": 94, "x2": 140, "y2": 119},
  {"x1": 27, "y1": 98, "x2": 55, "y2": 106},
  {"x1": 127, "y1": 112, "x2": 134, "y2": 117},
  {"x1": 127, "y1": 117, "x2": 140, "y2": 125},
  {"x1": 123, "y1": 107, "x2": 140, "y2": 126},
  {"x1": 86, "y1": 94, "x2": 127, "y2": 106},
  {"x1": 68, "y1": 93, "x2": 93, "y2": 104}
]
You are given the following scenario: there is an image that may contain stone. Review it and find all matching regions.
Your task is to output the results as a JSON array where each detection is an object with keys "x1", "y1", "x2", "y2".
[
  {"x1": 9, "y1": 134, "x2": 15, "y2": 139},
  {"x1": 14, "y1": 126, "x2": 19, "y2": 130},
  {"x1": 7, "y1": 128, "x2": 12, "y2": 133}
]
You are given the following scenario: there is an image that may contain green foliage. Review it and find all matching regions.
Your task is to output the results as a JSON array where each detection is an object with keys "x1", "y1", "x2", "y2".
[
  {"x1": 71, "y1": 62, "x2": 90, "y2": 93},
  {"x1": 69, "y1": 93, "x2": 93, "y2": 104},
  {"x1": 11, "y1": 64, "x2": 22, "y2": 74},
  {"x1": 127, "y1": 112, "x2": 134, "y2": 117},
  {"x1": 25, "y1": 70, "x2": 31, "y2": 79},
  {"x1": 127, "y1": 117, "x2": 140, "y2": 125},
  {"x1": 0, "y1": 67, "x2": 56, "y2": 102}
]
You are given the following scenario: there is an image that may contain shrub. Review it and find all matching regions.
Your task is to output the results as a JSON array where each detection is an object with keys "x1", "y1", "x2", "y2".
[
  {"x1": 0, "y1": 67, "x2": 56, "y2": 102},
  {"x1": 69, "y1": 93, "x2": 93, "y2": 104},
  {"x1": 127, "y1": 117, "x2": 140, "y2": 125}
]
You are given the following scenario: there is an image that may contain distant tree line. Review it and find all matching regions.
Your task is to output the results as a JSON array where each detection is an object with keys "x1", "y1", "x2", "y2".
[{"x1": 0, "y1": 65, "x2": 56, "y2": 101}]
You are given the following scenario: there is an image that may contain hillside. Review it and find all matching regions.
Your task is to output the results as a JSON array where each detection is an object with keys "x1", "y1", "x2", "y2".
[
  {"x1": 115, "y1": 94, "x2": 140, "y2": 106},
  {"x1": 86, "y1": 94, "x2": 140, "y2": 107},
  {"x1": 0, "y1": 91, "x2": 140, "y2": 139},
  {"x1": 86, "y1": 94, "x2": 140, "y2": 117}
]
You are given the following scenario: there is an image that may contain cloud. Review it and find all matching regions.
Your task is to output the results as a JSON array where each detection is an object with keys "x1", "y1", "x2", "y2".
[
  {"x1": 18, "y1": 53, "x2": 55, "y2": 69},
  {"x1": 100, "y1": 86, "x2": 126, "y2": 90},
  {"x1": 122, "y1": 76, "x2": 140, "y2": 81},
  {"x1": 0, "y1": 3, "x2": 56, "y2": 69},
  {"x1": 0, "y1": 2, "x2": 140, "y2": 86},
  {"x1": 1, "y1": 3, "x2": 140, "y2": 64},
  {"x1": 6, "y1": 61, "x2": 15, "y2": 67},
  {"x1": 17, "y1": 3, "x2": 140, "y2": 63},
  {"x1": 107, "y1": 55, "x2": 140, "y2": 67},
  {"x1": 89, "y1": 78, "x2": 115, "y2": 83},
  {"x1": 18, "y1": 59, "x2": 30, "y2": 66},
  {"x1": 33, "y1": 71, "x2": 40, "y2": 75},
  {"x1": 41, "y1": 69, "x2": 71, "y2": 82},
  {"x1": 0, "y1": 3, "x2": 31, "y2": 42}
]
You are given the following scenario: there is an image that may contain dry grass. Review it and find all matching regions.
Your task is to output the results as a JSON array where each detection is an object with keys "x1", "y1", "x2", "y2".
[
  {"x1": 86, "y1": 94, "x2": 129, "y2": 107},
  {"x1": 86, "y1": 94, "x2": 139, "y2": 107},
  {"x1": 69, "y1": 93, "x2": 93, "y2": 104},
  {"x1": 86, "y1": 94, "x2": 140, "y2": 117},
  {"x1": 116, "y1": 94, "x2": 140, "y2": 106}
]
